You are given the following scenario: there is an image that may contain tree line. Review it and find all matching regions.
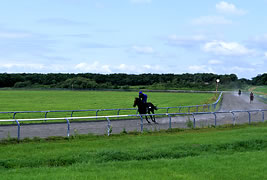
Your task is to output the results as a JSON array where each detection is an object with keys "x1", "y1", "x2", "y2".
[{"x1": 0, "y1": 73, "x2": 266, "y2": 90}]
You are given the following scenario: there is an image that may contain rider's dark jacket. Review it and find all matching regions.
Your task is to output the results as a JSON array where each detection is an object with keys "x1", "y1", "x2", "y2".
[{"x1": 139, "y1": 93, "x2": 147, "y2": 104}]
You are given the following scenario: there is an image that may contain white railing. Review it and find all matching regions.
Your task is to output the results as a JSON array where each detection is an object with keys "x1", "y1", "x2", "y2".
[{"x1": 0, "y1": 108, "x2": 266, "y2": 141}]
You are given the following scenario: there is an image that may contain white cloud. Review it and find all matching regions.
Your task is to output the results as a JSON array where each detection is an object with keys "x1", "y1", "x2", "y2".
[
  {"x1": 130, "y1": 0, "x2": 152, "y2": 4},
  {"x1": 248, "y1": 34, "x2": 267, "y2": 49},
  {"x1": 37, "y1": 18, "x2": 88, "y2": 26},
  {"x1": 0, "y1": 61, "x2": 164, "y2": 74},
  {"x1": 255, "y1": 34, "x2": 267, "y2": 40},
  {"x1": 230, "y1": 66, "x2": 255, "y2": 72},
  {"x1": 0, "y1": 29, "x2": 55, "y2": 56},
  {"x1": 116, "y1": 64, "x2": 162, "y2": 73},
  {"x1": 143, "y1": 65, "x2": 152, "y2": 69},
  {"x1": 74, "y1": 61, "x2": 166, "y2": 74},
  {"x1": 203, "y1": 40, "x2": 255, "y2": 56},
  {"x1": 250, "y1": 61, "x2": 264, "y2": 66},
  {"x1": 81, "y1": 42, "x2": 114, "y2": 49},
  {"x1": 264, "y1": 52, "x2": 267, "y2": 58},
  {"x1": 0, "y1": 61, "x2": 80, "y2": 73},
  {"x1": 117, "y1": 64, "x2": 137, "y2": 71},
  {"x1": 0, "y1": 63, "x2": 44, "y2": 69},
  {"x1": 208, "y1": 59, "x2": 223, "y2": 65},
  {"x1": 216, "y1": 1, "x2": 246, "y2": 15},
  {"x1": 167, "y1": 34, "x2": 207, "y2": 47},
  {"x1": 192, "y1": 16, "x2": 232, "y2": 25},
  {"x1": 0, "y1": 32, "x2": 31, "y2": 39},
  {"x1": 143, "y1": 64, "x2": 161, "y2": 70},
  {"x1": 132, "y1": 46, "x2": 155, "y2": 54},
  {"x1": 188, "y1": 65, "x2": 214, "y2": 73},
  {"x1": 75, "y1": 62, "x2": 112, "y2": 73}
]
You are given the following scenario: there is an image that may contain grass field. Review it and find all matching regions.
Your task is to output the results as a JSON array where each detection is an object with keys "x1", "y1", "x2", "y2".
[
  {"x1": 254, "y1": 86, "x2": 267, "y2": 94},
  {"x1": 0, "y1": 90, "x2": 217, "y2": 119},
  {"x1": 1, "y1": 123, "x2": 267, "y2": 179},
  {"x1": 248, "y1": 86, "x2": 267, "y2": 103}
]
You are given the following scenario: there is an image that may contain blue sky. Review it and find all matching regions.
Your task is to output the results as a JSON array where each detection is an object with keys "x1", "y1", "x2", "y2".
[{"x1": 0, "y1": 0, "x2": 267, "y2": 79}]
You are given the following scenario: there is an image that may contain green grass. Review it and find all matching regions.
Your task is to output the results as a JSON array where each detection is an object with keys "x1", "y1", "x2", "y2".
[
  {"x1": 1, "y1": 123, "x2": 267, "y2": 179},
  {"x1": 254, "y1": 86, "x2": 267, "y2": 94},
  {"x1": 0, "y1": 90, "x2": 216, "y2": 119},
  {"x1": 251, "y1": 86, "x2": 267, "y2": 103}
]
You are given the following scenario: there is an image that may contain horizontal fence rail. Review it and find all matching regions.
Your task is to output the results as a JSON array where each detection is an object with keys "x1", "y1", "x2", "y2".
[
  {"x1": 0, "y1": 92, "x2": 223, "y2": 119},
  {"x1": 0, "y1": 108, "x2": 266, "y2": 141}
]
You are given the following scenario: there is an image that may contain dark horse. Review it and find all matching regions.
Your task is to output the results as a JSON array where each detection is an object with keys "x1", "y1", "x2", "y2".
[
  {"x1": 133, "y1": 97, "x2": 157, "y2": 123},
  {"x1": 250, "y1": 92, "x2": 254, "y2": 104}
]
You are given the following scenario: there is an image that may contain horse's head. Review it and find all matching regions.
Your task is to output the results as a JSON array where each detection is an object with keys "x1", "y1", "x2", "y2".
[{"x1": 133, "y1": 97, "x2": 140, "y2": 107}]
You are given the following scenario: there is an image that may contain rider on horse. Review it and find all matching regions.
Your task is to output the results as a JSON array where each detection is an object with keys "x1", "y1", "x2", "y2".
[
  {"x1": 134, "y1": 92, "x2": 157, "y2": 123},
  {"x1": 139, "y1": 91, "x2": 147, "y2": 104},
  {"x1": 139, "y1": 91, "x2": 148, "y2": 112},
  {"x1": 250, "y1": 92, "x2": 254, "y2": 103}
]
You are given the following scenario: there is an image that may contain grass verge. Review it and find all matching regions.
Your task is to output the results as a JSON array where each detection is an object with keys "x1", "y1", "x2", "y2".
[{"x1": 1, "y1": 122, "x2": 267, "y2": 179}]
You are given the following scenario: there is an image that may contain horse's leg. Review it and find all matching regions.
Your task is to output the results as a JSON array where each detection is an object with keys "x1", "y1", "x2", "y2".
[
  {"x1": 139, "y1": 114, "x2": 150, "y2": 124},
  {"x1": 142, "y1": 112, "x2": 150, "y2": 123},
  {"x1": 145, "y1": 115, "x2": 150, "y2": 123},
  {"x1": 153, "y1": 112, "x2": 157, "y2": 123},
  {"x1": 148, "y1": 110, "x2": 153, "y2": 122},
  {"x1": 144, "y1": 106, "x2": 150, "y2": 124},
  {"x1": 150, "y1": 110, "x2": 157, "y2": 123}
]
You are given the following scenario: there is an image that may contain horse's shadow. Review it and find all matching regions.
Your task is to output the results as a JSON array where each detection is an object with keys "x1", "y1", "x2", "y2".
[{"x1": 133, "y1": 97, "x2": 158, "y2": 124}]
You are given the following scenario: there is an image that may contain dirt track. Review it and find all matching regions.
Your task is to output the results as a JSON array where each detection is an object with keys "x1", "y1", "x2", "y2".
[
  {"x1": 0, "y1": 92, "x2": 267, "y2": 139},
  {"x1": 219, "y1": 92, "x2": 267, "y2": 111}
]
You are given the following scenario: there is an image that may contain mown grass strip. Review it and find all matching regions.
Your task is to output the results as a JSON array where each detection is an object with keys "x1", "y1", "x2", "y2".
[
  {"x1": 1, "y1": 122, "x2": 267, "y2": 179},
  {"x1": 1, "y1": 123, "x2": 267, "y2": 169},
  {"x1": 1, "y1": 138, "x2": 266, "y2": 169}
]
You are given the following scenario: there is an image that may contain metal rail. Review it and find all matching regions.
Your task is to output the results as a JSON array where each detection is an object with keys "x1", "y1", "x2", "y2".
[
  {"x1": 0, "y1": 92, "x2": 223, "y2": 119},
  {"x1": 0, "y1": 108, "x2": 266, "y2": 141}
]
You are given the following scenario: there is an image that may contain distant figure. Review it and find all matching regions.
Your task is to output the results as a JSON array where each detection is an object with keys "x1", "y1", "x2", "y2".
[
  {"x1": 250, "y1": 92, "x2": 254, "y2": 104},
  {"x1": 139, "y1": 91, "x2": 148, "y2": 104},
  {"x1": 238, "y1": 89, "x2": 241, "y2": 96}
]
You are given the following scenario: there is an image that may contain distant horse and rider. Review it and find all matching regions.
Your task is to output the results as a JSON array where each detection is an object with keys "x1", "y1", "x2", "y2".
[
  {"x1": 250, "y1": 92, "x2": 254, "y2": 104},
  {"x1": 238, "y1": 89, "x2": 241, "y2": 96},
  {"x1": 133, "y1": 91, "x2": 158, "y2": 124},
  {"x1": 238, "y1": 90, "x2": 254, "y2": 104}
]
